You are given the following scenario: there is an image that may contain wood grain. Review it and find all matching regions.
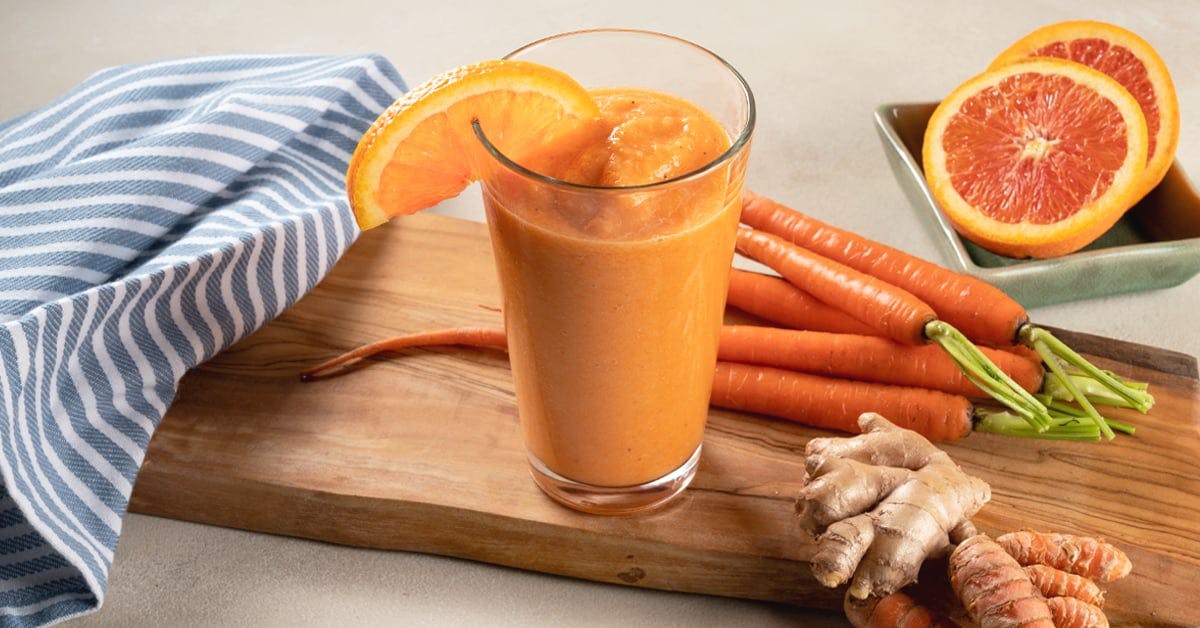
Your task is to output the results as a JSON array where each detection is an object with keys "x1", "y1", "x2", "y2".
[{"x1": 129, "y1": 213, "x2": 1200, "y2": 626}]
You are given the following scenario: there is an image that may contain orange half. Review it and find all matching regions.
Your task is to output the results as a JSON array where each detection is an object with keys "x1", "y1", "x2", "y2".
[
  {"x1": 923, "y1": 58, "x2": 1148, "y2": 259},
  {"x1": 346, "y1": 59, "x2": 600, "y2": 230},
  {"x1": 989, "y1": 20, "x2": 1179, "y2": 198}
]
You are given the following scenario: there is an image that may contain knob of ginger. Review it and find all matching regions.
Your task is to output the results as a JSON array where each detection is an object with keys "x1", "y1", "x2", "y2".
[{"x1": 796, "y1": 412, "x2": 991, "y2": 600}]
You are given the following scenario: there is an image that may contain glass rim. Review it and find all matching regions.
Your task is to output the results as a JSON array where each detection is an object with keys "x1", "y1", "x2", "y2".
[{"x1": 472, "y1": 28, "x2": 756, "y2": 193}]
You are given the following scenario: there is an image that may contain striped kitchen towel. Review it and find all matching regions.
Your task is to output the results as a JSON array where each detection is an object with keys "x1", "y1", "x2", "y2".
[{"x1": 0, "y1": 54, "x2": 405, "y2": 625}]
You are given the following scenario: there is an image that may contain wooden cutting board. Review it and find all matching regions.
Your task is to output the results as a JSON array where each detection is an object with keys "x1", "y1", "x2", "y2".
[{"x1": 129, "y1": 212, "x2": 1200, "y2": 625}]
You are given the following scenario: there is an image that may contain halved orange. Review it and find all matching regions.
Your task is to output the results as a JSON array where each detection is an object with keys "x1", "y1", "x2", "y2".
[
  {"x1": 923, "y1": 58, "x2": 1148, "y2": 259},
  {"x1": 347, "y1": 59, "x2": 600, "y2": 230},
  {"x1": 989, "y1": 20, "x2": 1179, "y2": 198}
]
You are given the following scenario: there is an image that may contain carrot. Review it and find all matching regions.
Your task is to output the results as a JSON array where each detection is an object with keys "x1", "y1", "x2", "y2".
[
  {"x1": 1045, "y1": 596, "x2": 1109, "y2": 628},
  {"x1": 710, "y1": 362, "x2": 973, "y2": 443},
  {"x1": 301, "y1": 328, "x2": 975, "y2": 443},
  {"x1": 741, "y1": 190, "x2": 1027, "y2": 346},
  {"x1": 724, "y1": 269, "x2": 1138, "y2": 440},
  {"x1": 299, "y1": 327, "x2": 507, "y2": 380},
  {"x1": 739, "y1": 191, "x2": 1155, "y2": 433},
  {"x1": 735, "y1": 227, "x2": 1052, "y2": 431},
  {"x1": 996, "y1": 531, "x2": 1132, "y2": 583},
  {"x1": 735, "y1": 227, "x2": 935, "y2": 346},
  {"x1": 728, "y1": 268, "x2": 1046, "y2": 369},
  {"x1": 720, "y1": 267, "x2": 1132, "y2": 434},
  {"x1": 726, "y1": 268, "x2": 878, "y2": 335},
  {"x1": 949, "y1": 534, "x2": 1055, "y2": 628},
  {"x1": 717, "y1": 325, "x2": 1044, "y2": 398},
  {"x1": 843, "y1": 590, "x2": 945, "y2": 628},
  {"x1": 1022, "y1": 565, "x2": 1105, "y2": 607},
  {"x1": 303, "y1": 324, "x2": 1044, "y2": 399}
]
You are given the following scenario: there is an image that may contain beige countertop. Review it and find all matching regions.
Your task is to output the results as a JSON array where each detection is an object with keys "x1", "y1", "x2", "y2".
[{"x1": 3, "y1": 1, "x2": 1197, "y2": 625}]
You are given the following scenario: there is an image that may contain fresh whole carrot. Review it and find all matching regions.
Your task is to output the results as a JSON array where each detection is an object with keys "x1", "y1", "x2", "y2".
[
  {"x1": 734, "y1": 226, "x2": 1053, "y2": 432},
  {"x1": 726, "y1": 268, "x2": 879, "y2": 335},
  {"x1": 710, "y1": 361, "x2": 973, "y2": 443},
  {"x1": 735, "y1": 227, "x2": 935, "y2": 347},
  {"x1": 1022, "y1": 565, "x2": 1105, "y2": 607},
  {"x1": 728, "y1": 268, "x2": 1048, "y2": 371},
  {"x1": 727, "y1": 268, "x2": 1049, "y2": 393},
  {"x1": 728, "y1": 270, "x2": 1140, "y2": 441},
  {"x1": 302, "y1": 323, "x2": 1042, "y2": 406},
  {"x1": 300, "y1": 327, "x2": 975, "y2": 443},
  {"x1": 996, "y1": 531, "x2": 1132, "y2": 583},
  {"x1": 741, "y1": 190, "x2": 1028, "y2": 347},
  {"x1": 739, "y1": 191, "x2": 1155, "y2": 433},
  {"x1": 718, "y1": 325, "x2": 1043, "y2": 398},
  {"x1": 725, "y1": 269, "x2": 1052, "y2": 399},
  {"x1": 304, "y1": 324, "x2": 1046, "y2": 398}
]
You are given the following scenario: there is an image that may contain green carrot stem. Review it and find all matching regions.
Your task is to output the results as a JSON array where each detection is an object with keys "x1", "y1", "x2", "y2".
[
  {"x1": 926, "y1": 320, "x2": 1052, "y2": 432},
  {"x1": 1104, "y1": 418, "x2": 1136, "y2": 436},
  {"x1": 1031, "y1": 336, "x2": 1116, "y2": 441},
  {"x1": 1043, "y1": 374, "x2": 1146, "y2": 408},
  {"x1": 1039, "y1": 397, "x2": 1085, "y2": 416},
  {"x1": 975, "y1": 409, "x2": 1100, "y2": 441},
  {"x1": 1022, "y1": 326, "x2": 1154, "y2": 413},
  {"x1": 1039, "y1": 399, "x2": 1137, "y2": 435}
]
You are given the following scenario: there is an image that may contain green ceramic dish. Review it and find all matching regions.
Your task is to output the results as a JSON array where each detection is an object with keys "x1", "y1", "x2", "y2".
[{"x1": 874, "y1": 102, "x2": 1200, "y2": 307}]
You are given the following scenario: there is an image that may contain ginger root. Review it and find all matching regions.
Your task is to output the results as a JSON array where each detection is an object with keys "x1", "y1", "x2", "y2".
[
  {"x1": 795, "y1": 413, "x2": 1134, "y2": 628},
  {"x1": 797, "y1": 412, "x2": 991, "y2": 600}
]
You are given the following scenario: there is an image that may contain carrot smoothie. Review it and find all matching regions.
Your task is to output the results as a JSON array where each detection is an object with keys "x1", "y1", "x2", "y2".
[
  {"x1": 477, "y1": 29, "x2": 754, "y2": 513},
  {"x1": 484, "y1": 89, "x2": 744, "y2": 486}
]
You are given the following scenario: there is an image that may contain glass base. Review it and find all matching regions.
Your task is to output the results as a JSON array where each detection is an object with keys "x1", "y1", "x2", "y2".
[{"x1": 527, "y1": 444, "x2": 702, "y2": 516}]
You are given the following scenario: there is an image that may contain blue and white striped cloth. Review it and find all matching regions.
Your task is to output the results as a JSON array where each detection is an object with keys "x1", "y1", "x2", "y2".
[{"x1": 0, "y1": 54, "x2": 406, "y2": 626}]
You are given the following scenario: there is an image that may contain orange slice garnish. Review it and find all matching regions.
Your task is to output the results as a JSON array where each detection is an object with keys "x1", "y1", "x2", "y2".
[
  {"x1": 988, "y1": 20, "x2": 1179, "y2": 198},
  {"x1": 347, "y1": 59, "x2": 600, "y2": 230},
  {"x1": 923, "y1": 58, "x2": 1149, "y2": 259}
]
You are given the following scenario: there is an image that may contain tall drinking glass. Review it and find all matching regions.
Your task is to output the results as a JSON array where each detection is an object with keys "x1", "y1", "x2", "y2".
[{"x1": 475, "y1": 29, "x2": 755, "y2": 515}]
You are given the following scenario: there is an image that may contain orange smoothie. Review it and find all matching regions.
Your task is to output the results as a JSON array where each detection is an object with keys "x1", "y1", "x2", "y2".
[{"x1": 481, "y1": 88, "x2": 747, "y2": 487}]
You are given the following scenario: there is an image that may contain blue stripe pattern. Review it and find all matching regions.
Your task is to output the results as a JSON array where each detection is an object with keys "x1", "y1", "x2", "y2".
[{"x1": 0, "y1": 54, "x2": 405, "y2": 625}]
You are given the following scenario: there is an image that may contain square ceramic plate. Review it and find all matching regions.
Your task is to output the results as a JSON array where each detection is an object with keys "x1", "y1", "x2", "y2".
[{"x1": 874, "y1": 102, "x2": 1200, "y2": 307}]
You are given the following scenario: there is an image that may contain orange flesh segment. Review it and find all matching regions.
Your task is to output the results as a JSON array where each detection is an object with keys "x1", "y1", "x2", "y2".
[
  {"x1": 923, "y1": 57, "x2": 1149, "y2": 259},
  {"x1": 943, "y1": 71, "x2": 1131, "y2": 224},
  {"x1": 374, "y1": 90, "x2": 592, "y2": 215},
  {"x1": 987, "y1": 20, "x2": 1180, "y2": 202},
  {"x1": 1031, "y1": 38, "x2": 1161, "y2": 163},
  {"x1": 347, "y1": 60, "x2": 600, "y2": 229}
]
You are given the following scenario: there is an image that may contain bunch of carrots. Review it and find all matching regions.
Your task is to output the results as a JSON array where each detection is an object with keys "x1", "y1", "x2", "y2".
[
  {"x1": 723, "y1": 192, "x2": 1153, "y2": 442},
  {"x1": 302, "y1": 192, "x2": 1155, "y2": 444}
]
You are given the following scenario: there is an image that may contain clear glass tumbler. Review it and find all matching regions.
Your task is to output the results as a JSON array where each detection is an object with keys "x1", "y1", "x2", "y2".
[{"x1": 475, "y1": 29, "x2": 755, "y2": 515}]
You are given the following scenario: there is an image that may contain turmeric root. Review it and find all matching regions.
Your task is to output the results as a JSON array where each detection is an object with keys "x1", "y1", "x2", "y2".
[
  {"x1": 948, "y1": 534, "x2": 1054, "y2": 628},
  {"x1": 949, "y1": 530, "x2": 1131, "y2": 628},
  {"x1": 996, "y1": 531, "x2": 1132, "y2": 582},
  {"x1": 1045, "y1": 596, "x2": 1109, "y2": 628},
  {"x1": 1022, "y1": 565, "x2": 1104, "y2": 607},
  {"x1": 797, "y1": 412, "x2": 991, "y2": 599}
]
